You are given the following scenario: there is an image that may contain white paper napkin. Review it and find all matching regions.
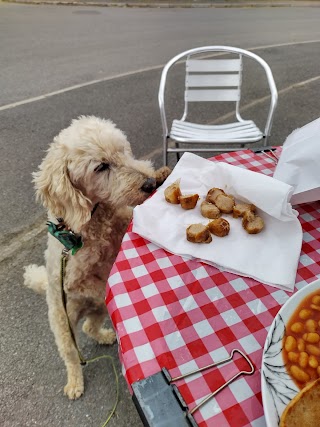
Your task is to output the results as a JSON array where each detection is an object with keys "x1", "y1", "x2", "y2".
[
  {"x1": 133, "y1": 153, "x2": 303, "y2": 291},
  {"x1": 273, "y1": 117, "x2": 320, "y2": 205}
]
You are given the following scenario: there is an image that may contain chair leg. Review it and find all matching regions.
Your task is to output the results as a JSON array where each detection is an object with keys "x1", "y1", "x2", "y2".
[
  {"x1": 163, "y1": 136, "x2": 169, "y2": 167},
  {"x1": 175, "y1": 142, "x2": 181, "y2": 163},
  {"x1": 263, "y1": 135, "x2": 268, "y2": 147}
]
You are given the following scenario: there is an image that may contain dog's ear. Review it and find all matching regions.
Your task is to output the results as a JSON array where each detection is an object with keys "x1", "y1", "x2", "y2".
[
  {"x1": 123, "y1": 140, "x2": 133, "y2": 157},
  {"x1": 33, "y1": 142, "x2": 92, "y2": 232}
]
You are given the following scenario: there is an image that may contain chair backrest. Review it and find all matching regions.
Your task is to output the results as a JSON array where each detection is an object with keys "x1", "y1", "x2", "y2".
[
  {"x1": 183, "y1": 54, "x2": 243, "y2": 121},
  {"x1": 185, "y1": 57, "x2": 242, "y2": 102},
  {"x1": 159, "y1": 46, "x2": 278, "y2": 137}
]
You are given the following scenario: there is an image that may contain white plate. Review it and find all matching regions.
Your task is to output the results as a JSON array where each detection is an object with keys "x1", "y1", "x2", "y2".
[{"x1": 261, "y1": 278, "x2": 320, "y2": 427}]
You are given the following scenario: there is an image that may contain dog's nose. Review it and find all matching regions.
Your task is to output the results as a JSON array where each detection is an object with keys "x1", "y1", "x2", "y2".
[{"x1": 141, "y1": 177, "x2": 156, "y2": 194}]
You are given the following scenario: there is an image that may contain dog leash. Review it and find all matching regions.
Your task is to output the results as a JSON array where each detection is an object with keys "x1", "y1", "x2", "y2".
[
  {"x1": 60, "y1": 251, "x2": 87, "y2": 365},
  {"x1": 48, "y1": 219, "x2": 119, "y2": 427}
]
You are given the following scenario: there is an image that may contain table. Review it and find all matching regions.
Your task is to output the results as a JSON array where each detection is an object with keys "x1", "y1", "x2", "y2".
[{"x1": 105, "y1": 148, "x2": 320, "y2": 427}]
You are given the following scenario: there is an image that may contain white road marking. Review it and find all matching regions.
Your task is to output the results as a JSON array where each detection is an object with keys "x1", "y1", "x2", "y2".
[
  {"x1": 0, "y1": 66, "x2": 162, "y2": 111},
  {"x1": 0, "y1": 216, "x2": 47, "y2": 263},
  {"x1": 1, "y1": 39, "x2": 320, "y2": 112},
  {"x1": 2, "y1": 40, "x2": 320, "y2": 259}
]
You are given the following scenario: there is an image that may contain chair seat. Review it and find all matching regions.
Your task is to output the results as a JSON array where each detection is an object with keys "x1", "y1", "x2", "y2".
[{"x1": 170, "y1": 119, "x2": 264, "y2": 144}]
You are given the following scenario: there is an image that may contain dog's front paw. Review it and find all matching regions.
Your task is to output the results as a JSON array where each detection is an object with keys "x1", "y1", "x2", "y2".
[
  {"x1": 96, "y1": 328, "x2": 117, "y2": 345},
  {"x1": 154, "y1": 166, "x2": 172, "y2": 188},
  {"x1": 64, "y1": 381, "x2": 84, "y2": 400}
]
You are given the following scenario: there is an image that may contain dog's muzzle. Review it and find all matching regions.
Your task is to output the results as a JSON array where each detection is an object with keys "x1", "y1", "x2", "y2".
[{"x1": 141, "y1": 177, "x2": 157, "y2": 194}]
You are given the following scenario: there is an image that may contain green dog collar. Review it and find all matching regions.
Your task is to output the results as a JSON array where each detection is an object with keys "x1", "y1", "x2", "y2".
[{"x1": 47, "y1": 221, "x2": 83, "y2": 255}]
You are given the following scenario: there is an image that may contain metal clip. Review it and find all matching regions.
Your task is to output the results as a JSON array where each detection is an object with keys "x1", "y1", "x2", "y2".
[
  {"x1": 260, "y1": 149, "x2": 279, "y2": 164},
  {"x1": 163, "y1": 349, "x2": 255, "y2": 416},
  {"x1": 62, "y1": 247, "x2": 69, "y2": 257},
  {"x1": 251, "y1": 146, "x2": 279, "y2": 164}
]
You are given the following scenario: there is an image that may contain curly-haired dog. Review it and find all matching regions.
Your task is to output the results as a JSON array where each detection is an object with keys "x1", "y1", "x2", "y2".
[{"x1": 24, "y1": 116, "x2": 170, "y2": 399}]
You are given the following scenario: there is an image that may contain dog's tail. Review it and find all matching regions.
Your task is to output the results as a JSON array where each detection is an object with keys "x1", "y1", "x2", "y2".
[{"x1": 23, "y1": 264, "x2": 48, "y2": 295}]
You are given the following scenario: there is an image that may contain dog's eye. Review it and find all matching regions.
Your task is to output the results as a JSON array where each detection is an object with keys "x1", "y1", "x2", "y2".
[{"x1": 94, "y1": 163, "x2": 110, "y2": 172}]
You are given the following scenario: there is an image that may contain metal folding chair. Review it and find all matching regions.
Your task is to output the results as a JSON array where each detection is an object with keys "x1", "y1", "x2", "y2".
[{"x1": 158, "y1": 46, "x2": 278, "y2": 166}]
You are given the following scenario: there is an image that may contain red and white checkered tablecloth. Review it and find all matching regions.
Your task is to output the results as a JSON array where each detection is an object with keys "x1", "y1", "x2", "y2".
[{"x1": 105, "y1": 149, "x2": 320, "y2": 427}]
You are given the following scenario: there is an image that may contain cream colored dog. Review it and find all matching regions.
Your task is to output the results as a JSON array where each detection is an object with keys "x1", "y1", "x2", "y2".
[{"x1": 24, "y1": 116, "x2": 170, "y2": 399}]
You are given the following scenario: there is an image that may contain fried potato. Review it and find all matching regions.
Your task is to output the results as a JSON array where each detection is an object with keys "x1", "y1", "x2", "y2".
[
  {"x1": 233, "y1": 203, "x2": 256, "y2": 218},
  {"x1": 244, "y1": 219, "x2": 264, "y2": 234},
  {"x1": 208, "y1": 218, "x2": 230, "y2": 237},
  {"x1": 206, "y1": 187, "x2": 225, "y2": 204},
  {"x1": 186, "y1": 224, "x2": 212, "y2": 244},
  {"x1": 180, "y1": 194, "x2": 199, "y2": 210},
  {"x1": 215, "y1": 194, "x2": 235, "y2": 214},
  {"x1": 242, "y1": 210, "x2": 264, "y2": 234},
  {"x1": 279, "y1": 378, "x2": 320, "y2": 427},
  {"x1": 200, "y1": 201, "x2": 221, "y2": 219},
  {"x1": 164, "y1": 180, "x2": 181, "y2": 204}
]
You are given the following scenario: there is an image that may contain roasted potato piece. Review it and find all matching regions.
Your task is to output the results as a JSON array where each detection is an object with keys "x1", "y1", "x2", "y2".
[
  {"x1": 208, "y1": 218, "x2": 230, "y2": 237},
  {"x1": 242, "y1": 210, "x2": 255, "y2": 225},
  {"x1": 200, "y1": 201, "x2": 221, "y2": 219},
  {"x1": 186, "y1": 224, "x2": 212, "y2": 244},
  {"x1": 206, "y1": 187, "x2": 225, "y2": 204},
  {"x1": 233, "y1": 203, "x2": 256, "y2": 218},
  {"x1": 242, "y1": 210, "x2": 264, "y2": 234},
  {"x1": 164, "y1": 180, "x2": 181, "y2": 204},
  {"x1": 180, "y1": 194, "x2": 199, "y2": 210},
  {"x1": 215, "y1": 194, "x2": 235, "y2": 214},
  {"x1": 245, "y1": 218, "x2": 264, "y2": 234}
]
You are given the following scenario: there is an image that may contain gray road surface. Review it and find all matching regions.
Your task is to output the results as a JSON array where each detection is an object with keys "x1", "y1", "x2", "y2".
[
  {"x1": 1, "y1": 4, "x2": 320, "y2": 107},
  {"x1": 1, "y1": 4, "x2": 320, "y2": 427}
]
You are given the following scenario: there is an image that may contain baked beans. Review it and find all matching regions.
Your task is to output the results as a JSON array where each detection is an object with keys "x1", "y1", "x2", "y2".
[{"x1": 282, "y1": 289, "x2": 320, "y2": 389}]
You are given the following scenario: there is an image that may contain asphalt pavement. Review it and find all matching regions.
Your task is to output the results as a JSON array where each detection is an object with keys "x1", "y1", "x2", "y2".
[
  {"x1": 1, "y1": 3, "x2": 320, "y2": 427},
  {"x1": 4, "y1": 0, "x2": 320, "y2": 7}
]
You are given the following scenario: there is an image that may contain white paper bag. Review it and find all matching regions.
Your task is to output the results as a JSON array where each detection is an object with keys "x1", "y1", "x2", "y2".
[
  {"x1": 133, "y1": 153, "x2": 302, "y2": 291},
  {"x1": 273, "y1": 117, "x2": 320, "y2": 205}
]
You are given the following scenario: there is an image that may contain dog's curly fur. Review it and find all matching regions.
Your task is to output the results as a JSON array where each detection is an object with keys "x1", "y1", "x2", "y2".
[{"x1": 23, "y1": 116, "x2": 170, "y2": 399}]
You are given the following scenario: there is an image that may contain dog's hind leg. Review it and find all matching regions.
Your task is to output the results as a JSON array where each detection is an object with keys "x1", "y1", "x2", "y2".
[
  {"x1": 47, "y1": 293, "x2": 84, "y2": 399},
  {"x1": 82, "y1": 308, "x2": 116, "y2": 345}
]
